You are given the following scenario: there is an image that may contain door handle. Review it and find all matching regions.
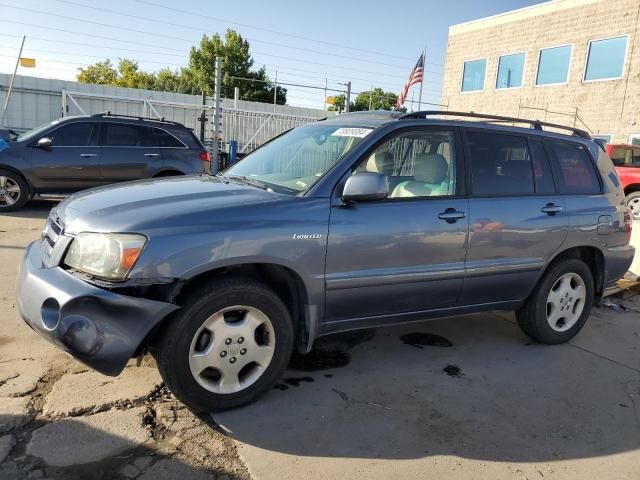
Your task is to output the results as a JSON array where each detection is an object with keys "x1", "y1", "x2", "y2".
[
  {"x1": 79, "y1": 153, "x2": 96, "y2": 158},
  {"x1": 144, "y1": 153, "x2": 160, "y2": 157},
  {"x1": 541, "y1": 203, "x2": 563, "y2": 215},
  {"x1": 438, "y1": 208, "x2": 466, "y2": 223}
]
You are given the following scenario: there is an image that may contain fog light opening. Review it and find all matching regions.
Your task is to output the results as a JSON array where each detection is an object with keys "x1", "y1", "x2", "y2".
[{"x1": 41, "y1": 298, "x2": 60, "y2": 330}]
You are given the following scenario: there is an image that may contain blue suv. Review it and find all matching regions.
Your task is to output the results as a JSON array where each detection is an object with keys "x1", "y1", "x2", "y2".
[{"x1": 16, "y1": 111, "x2": 634, "y2": 411}]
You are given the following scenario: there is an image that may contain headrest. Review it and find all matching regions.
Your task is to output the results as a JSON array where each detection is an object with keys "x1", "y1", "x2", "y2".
[{"x1": 414, "y1": 153, "x2": 448, "y2": 184}]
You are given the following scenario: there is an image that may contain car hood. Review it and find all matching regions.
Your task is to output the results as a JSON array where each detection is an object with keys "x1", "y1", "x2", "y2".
[{"x1": 55, "y1": 175, "x2": 288, "y2": 234}]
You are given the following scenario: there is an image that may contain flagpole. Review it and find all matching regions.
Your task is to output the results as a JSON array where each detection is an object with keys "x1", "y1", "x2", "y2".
[
  {"x1": 0, "y1": 35, "x2": 25, "y2": 129},
  {"x1": 417, "y1": 47, "x2": 425, "y2": 111}
]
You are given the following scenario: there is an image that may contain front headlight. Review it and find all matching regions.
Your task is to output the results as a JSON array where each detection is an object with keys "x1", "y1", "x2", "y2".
[{"x1": 64, "y1": 233, "x2": 147, "y2": 281}]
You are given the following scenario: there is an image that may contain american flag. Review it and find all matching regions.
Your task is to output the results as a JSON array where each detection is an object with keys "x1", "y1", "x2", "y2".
[{"x1": 396, "y1": 53, "x2": 424, "y2": 109}]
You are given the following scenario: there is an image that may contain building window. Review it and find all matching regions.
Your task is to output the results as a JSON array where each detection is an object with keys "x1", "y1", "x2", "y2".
[
  {"x1": 630, "y1": 134, "x2": 640, "y2": 146},
  {"x1": 496, "y1": 52, "x2": 525, "y2": 89},
  {"x1": 461, "y1": 59, "x2": 487, "y2": 92},
  {"x1": 536, "y1": 45, "x2": 572, "y2": 86},
  {"x1": 584, "y1": 35, "x2": 628, "y2": 82}
]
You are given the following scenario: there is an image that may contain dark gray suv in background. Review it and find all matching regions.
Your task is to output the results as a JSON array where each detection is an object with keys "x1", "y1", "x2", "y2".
[
  {"x1": 16, "y1": 111, "x2": 634, "y2": 411},
  {"x1": 0, "y1": 112, "x2": 210, "y2": 211}
]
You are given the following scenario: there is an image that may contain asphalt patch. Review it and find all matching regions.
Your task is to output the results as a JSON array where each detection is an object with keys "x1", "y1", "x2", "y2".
[
  {"x1": 443, "y1": 364, "x2": 463, "y2": 377},
  {"x1": 401, "y1": 332, "x2": 453, "y2": 349},
  {"x1": 283, "y1": 376, "x2": 314, "y2": 387}
]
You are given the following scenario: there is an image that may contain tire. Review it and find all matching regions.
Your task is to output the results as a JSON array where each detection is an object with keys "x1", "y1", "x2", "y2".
[
  {"x1": 516, "y1": 258, "x2": 594, "y2": 344},
  {"x1": 154, "y1": 277, "x2": 294, "y2": 412},
  {"x1": 0, "y1": 169, "x2": 29, "y2": 212},
  {"x1": 625, "y1": 191, "x2": 640, "y2": 221}
]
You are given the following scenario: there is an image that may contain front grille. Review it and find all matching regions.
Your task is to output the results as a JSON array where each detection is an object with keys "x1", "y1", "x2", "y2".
[{"x1": 42, "y1": 215, "x2": 65, "y2": 261}]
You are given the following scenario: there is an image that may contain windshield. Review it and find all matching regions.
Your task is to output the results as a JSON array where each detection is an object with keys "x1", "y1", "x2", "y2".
[
  {"x1": 223, "y1": 124, "x2": 372, "y2": 195},
  {"x1": 16, "y1": 120, "x2": 61, "y2": 143}
]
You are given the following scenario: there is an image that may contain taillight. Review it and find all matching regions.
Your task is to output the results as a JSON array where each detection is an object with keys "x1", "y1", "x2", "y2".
[{"x1": 199, "y1": 151, "x2": 212, "y2": 174}]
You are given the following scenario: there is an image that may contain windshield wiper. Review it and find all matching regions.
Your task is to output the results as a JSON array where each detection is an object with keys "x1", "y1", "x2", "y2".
[{"x1": 222, "y1": 174, "x2": 271, "y2": 191}]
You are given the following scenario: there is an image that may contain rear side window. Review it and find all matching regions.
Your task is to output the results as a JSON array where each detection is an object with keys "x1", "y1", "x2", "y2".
[
  {"x1": 51, "y1": 123, "x2": 97, "y2": 147},
  {"x1": 153, "y1": 128, "x2": 184, "y2": 148},
  {"x1": 545, "y1": 140, "x2": 600, "y2": 194},
  {"x1": 529, "y1": 139, "x2": 556, "y2": 194},
  {"x1": 466, "y1": 131, "x2": 534, "y2": 196},
  {"x1": 104, "y1": 124, "x2": 138, "y2": 146}
]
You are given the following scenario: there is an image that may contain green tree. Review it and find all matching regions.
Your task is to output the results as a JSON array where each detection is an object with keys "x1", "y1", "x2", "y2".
[
  {"x1": 77, "y1": 59, "x2": 118, "y2": 85},
  {"x1": 76, "y1": 29, "x2": 286, "y2": 103},
  {"x1": 185, "y1": 30, "x2": 285, "y2": 103},
  {"x1": 353, "y1": 88, "x2": 399, "y2": 111},
  {"x1": 328, "y1": 94, "x2": 353, "y2": 113}
]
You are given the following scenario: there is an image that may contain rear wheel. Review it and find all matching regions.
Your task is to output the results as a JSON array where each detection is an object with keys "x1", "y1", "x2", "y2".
[
  {"x1": 516, "y1": 258, "x2": 594, "y2": 344},
  {"x1": 154, "y1": 277, "x2": 294, "y2": 412},
  {"x1": 625, "y1": 191, "x2": 640, "y2": 220},
  {"x1": 0, "y1": 170, "x2": 29, "y2": 211}
]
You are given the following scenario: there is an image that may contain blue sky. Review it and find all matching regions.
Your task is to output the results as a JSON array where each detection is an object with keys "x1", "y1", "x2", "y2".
[{"x1": 0, "y1": 0, "x2": 545, "y2": 109}]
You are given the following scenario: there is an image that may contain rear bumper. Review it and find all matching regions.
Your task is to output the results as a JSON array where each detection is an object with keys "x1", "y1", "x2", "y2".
[
  {"x1": 16, "y1": 240, "x2": 178, "y2": 376},
  {"x1": 604, "y1": 244, "x2": 635, "y2": 288}
]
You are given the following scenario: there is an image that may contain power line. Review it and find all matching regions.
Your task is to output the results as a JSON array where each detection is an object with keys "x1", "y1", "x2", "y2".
[
  {"x1": 133, "y1": 0, "x2": 440, "y2": 65},
  {"x1": 3, "y1": 4, "x2": 444, "y2": 73},
  {"x1": 1, "y1": 17, "x2": 443, "y2": 85},
  {"x1": 54, "y1": 0, "x2": 443, "y2": 71}
]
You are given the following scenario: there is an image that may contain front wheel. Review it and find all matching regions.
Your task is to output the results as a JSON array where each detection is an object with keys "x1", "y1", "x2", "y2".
[
  {"x1": 0, "y1": 170, "x2": 29, "y2": 211},
  {"x1": 516, "y1": 258, "x2": 594, "y2": 344},
  {"x1": 625, "y1": 191, "x2": 640, "y2": 221},
  {"x1": 154, "y1": 277, "x2": 294, "y2": 412}
]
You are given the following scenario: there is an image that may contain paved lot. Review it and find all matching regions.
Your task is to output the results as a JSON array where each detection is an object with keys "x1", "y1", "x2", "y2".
[{"x1": 1, "y1": 202, "x2": 639, "y2": 480}]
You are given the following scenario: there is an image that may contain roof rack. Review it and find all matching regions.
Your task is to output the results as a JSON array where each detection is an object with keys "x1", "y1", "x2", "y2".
[
  {"x1": 399, "y1": 111, "x2": 591, "y2": 139},
  {"x1": 91, "y1": 111, "x2": 184, "y2": 127}
]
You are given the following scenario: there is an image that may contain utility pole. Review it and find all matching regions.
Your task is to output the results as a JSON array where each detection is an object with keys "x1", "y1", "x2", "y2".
[
  {"x1": 211, "y1": 57, "x2": 222, "y2": 171},
  {"x1": 198, "y1": 91, "x2": 206, "y2": 142},
  {"x1": 323, "y1": 78, "x2": 327, "y2": 111},
  {"x1": 273, "y1": 71, "x2": 278, "y2": 112},
  {"x1": 345, "y1": 81, "x2": 351, "y2": 113},
  {"x1": 368, "y1": 83, "x2": 374, "y2": 111},
  {"x1": 0, "y1": 35, "x2": 25, "y2": 129}
]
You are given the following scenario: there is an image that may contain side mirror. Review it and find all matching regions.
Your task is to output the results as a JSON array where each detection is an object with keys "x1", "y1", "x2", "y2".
[
  {"x1": 36, "y1": 137, "x2": 53, "y2": 149},
  {"x1": 342, "y1": 173, "x2": 388, "y2": 203}
]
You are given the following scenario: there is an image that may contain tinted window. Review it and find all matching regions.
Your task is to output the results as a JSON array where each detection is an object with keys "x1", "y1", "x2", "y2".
[
  {"x1": 545, "y1": 140, "x2": 600, "y2": 194},
  {"x1": 104, "y1": 124, "x2": 138, "y2": 146},
  {"x1": 154, "y1": 128, "x2": 183, "y2": 148},
  {"x1": 51, "y1": 123, "x2": 96, "y2": 147},
  {"x1": 355, "y1": 130, "x2": 457, "y2": 198},
  {"x1": 138, "y1": 127, "x2": 156, "y2": 147},
  {"x1": 529, "y1": 139, "x2": 556, "y2": 194},
  {"x1": 461, "y1": 59, "x2": 486, "y2": 92},
  {"x1": 536, "y1": 45, "x2": 572, "y2": 85},
  {"x1": 584, "y1": 36, "x2": 627, "y2": 81},
  {"x1": 496, "y1": 52, "x2": 525, "y2": 89},
  {"x1": 467, "y1": 131, "x2": 534, "y2": 196}
]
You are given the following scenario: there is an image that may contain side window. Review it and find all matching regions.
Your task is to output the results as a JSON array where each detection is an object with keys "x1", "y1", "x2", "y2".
[
  {"x1": 153, "y1": 128, "x2": 183, "y2": 148},
  {"x1": 545, "y1": 140, "x2": 600, "y2": 195},
  {"x1": 138, "y1": 127, "x2": 156, "y2": 147},
  {"x1": 104, "y1": 124, "x2": 138, "y2": 147},
  {"x1": 467, "y1": 131, "x2": 534, "y2": 196},
  {"x1": 529, "y1": 139, "x2": 556, "y2": 194},
  {"x1": 354, "y1": 130, "x2": 457, "y2": 198},
  {"x1": 50, "y1": 123, "x2": 97, "y2": 147}
]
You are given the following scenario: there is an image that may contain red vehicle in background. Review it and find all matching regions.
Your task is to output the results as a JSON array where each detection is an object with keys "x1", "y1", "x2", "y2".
[{"x1": 607, "y1": 143, "x2": 640, "y2": 220}]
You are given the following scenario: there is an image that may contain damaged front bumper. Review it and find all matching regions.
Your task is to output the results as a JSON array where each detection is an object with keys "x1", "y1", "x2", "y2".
[{"x1": 16, "y1": 240, "x2": 179, "y2": 376}]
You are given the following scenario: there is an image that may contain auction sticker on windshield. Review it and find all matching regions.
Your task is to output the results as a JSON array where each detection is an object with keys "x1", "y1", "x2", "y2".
[{"x1": 331, "y1": 127, "x2": 373, "y2": 138}]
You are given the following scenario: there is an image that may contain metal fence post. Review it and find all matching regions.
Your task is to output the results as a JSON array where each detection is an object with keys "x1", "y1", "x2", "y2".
[{"x1": 212, "y1": 57, "x2": 222, "y2": 171}]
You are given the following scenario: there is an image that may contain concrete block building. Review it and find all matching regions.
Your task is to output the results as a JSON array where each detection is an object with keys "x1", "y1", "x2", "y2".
[{"x1": 441, "y1": 0, "x2": 640, "y2": 145}]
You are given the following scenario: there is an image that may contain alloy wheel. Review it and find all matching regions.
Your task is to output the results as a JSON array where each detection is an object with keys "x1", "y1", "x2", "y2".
[
  {"x1": 545, "y1": 272, "x2": 586, "y2": 332},
  {"x1": 0, "y1": 176, "x2": 21, "y2": 208},
  {"x1": 628, "y1": 196, "x2": 640, "y2": 220},
  {"x1": 188, "y1": 305, "x2": 275, "y2": 394}
]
